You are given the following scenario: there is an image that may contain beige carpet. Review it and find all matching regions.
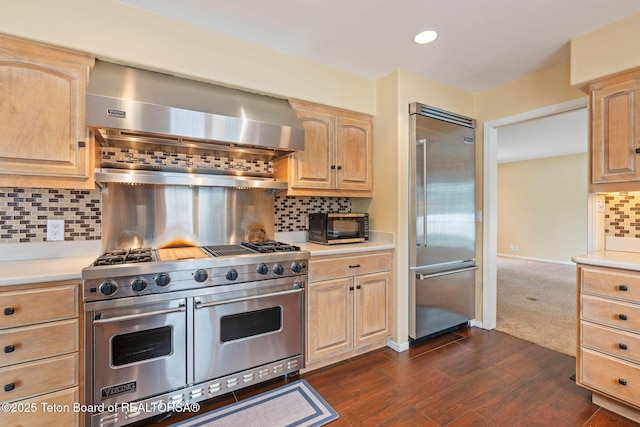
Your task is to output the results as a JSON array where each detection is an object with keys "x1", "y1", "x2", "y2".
[{"x1": 496, "y1": 256, "x2": 576, "y2": 356}]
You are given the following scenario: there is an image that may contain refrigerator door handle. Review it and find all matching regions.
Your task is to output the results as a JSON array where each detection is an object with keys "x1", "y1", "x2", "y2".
[
  {"x1": 416, "y1": 138, "x2": 428, "y2": 247},
  {"x1": 410, "y1": 258, "x2": 476, "y2": 272},
  {"x1": 416, "y1": 265, "x2": 479, "y2": 281}
]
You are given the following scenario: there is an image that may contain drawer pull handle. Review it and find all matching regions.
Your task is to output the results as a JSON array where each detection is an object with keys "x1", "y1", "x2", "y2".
[
  {"x1": 3, "y1": 345, "x2": 14, "y2": 353},
  {"x1": 619, "y1": 343, "x2": 628, "y2": 350},
  {"x1": 619, "y1": 314, "x2": 628, "y2": 321},
  {"x1": 4, "y1": 383, "x2": 15, "y2": 392},
  {"x1": 619, "y1": 378, "x2": 628, "y2": 386},
  {"x1": 619, "y1": 285, "x2": 629, "y2": 291},
  {"x1": 349, "y1": 264, "x2": 361, "y2": 269},
  {"x1": 3, "y1": 308, "x2": 14, "y2": 316}
]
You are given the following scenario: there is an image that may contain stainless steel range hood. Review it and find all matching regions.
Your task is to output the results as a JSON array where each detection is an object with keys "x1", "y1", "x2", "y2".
[
  {"x1": 87, "y1": 61, "x2": 303, "y2": 189},
  {"x1": 87, "y1": 61, "x2": 304, "y2": 156}
]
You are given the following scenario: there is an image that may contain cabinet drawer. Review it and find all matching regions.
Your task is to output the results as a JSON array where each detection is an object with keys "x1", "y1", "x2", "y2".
[
  {"x1": 582, "y1": 267, "x2": 640, "y2": 303},
  {"x1": 581, "y1": 348, "x2": 640, "y2": 406},
  {"x1": 3, "y1": 386, "x2": 79, "y2": 427},
  {"x1": 309, "y1": 252, "x2": 391, "y2": 282},
  {"x1": 582, "y1": 321, "x2": 640, "y2": 364},
  {"x1": 582, "y1": 294, "x2": 640, "y2": 332},
  {"x1": 0, "y1": 319, "x2": 78, "y2": 367},
  {"x1": 0, "y1": 285, "x2": 77, "y2": 329},
  {"x1": 0, "y1": 353, "x2": 77, "y2": 403}
]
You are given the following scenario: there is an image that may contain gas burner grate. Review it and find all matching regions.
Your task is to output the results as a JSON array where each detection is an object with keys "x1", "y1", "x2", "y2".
[
  {"x1": 94, "y1": 248, "x2": 153, "y2": 265},
  {"x1": 241, "y1": 241, "x2": 300, "y2": 253},
  {"x1": 203, "y1": 245, "x2": 255, "y2": 257}
]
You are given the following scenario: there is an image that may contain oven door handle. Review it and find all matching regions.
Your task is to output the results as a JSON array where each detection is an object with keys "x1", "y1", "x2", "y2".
[
  {"x1": 93, "y1": 304, "x2": 187, "y2": 325},
  {"x1": 194, "y1": 288, "x2": 303, "y2": 309}
]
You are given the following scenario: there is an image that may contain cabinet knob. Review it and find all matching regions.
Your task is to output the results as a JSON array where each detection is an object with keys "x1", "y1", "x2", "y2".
[
  {"x1": 619, "y1": 285, "x2": 629, "y2": 291},
  {"x1": 3, "y1": 345, "x2": 14, "y2": 353},
  {"x1": 4, "y1": 383, "x2": 15, "y2": 392},
  {"x1": 619, "y1": 343, "x2": 628, "y2": 350},
  {"x1": 331, "y1": 165, "x2": 336, "y2": 170},
  {"x1": 635, "y1": 148, "x2": 640, "y2": 154},
  {"x1": 356, "y1": 285, "x2": 362, "y2": 290},
  {"x1": 619, "y1": 378, "x2": 628, "y2": 386},
  {"x1": 337, "y1": 165, "x2": 343, "y2": 170},
  {"x1": 3, "y1": 307, "x2": 14, "y2": 316},
  {"x1": 619, "y1": 314, "x2": 628, "y2": 321},
  {"x1": 349, "y1": 286, "x2": 354, "y2": 291},
  {"x1": 78, "y1": 141, "x2": 86, "y2": 148}
]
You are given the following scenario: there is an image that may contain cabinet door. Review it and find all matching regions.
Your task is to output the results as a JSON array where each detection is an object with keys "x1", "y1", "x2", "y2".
[
  {"x1": 0, "y1": 34, "x2": 94, "y2": 189},
  {"x1": 591, "y1": 76, "x2": 640, "y2": 183},
  {"x1": 336, "y1": 116, "x2": 372, "y2": 191},
  {"x1": 307, "y1": 277, "x2": 353, "y2": 362},
  {"x1": 354, "y1": 272, "x2": 389, "y2": 346},
  {"x1": 290, "y1": 109, "x2": 335, "y2": 190}
]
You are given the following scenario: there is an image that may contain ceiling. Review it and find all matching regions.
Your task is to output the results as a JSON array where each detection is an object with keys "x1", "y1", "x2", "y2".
[
  {"x1": 120, "y1": 0, "x2": 640, "y2": 93},
  {"x1": 497, "y1": 108, "x2": 588, "y2": 164}
]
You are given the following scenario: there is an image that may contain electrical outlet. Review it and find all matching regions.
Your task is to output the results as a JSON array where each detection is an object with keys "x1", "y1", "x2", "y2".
[{"x1": 47, "y1": 219, "x2": 65, "y2": 241}]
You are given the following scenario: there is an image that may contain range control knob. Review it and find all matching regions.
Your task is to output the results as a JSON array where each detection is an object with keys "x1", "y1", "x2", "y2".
[
  {"x1": 226, "y1": 268, "x2": 239, "y2": 281},
  {"x1": 131, "y1": 277, "x2": 148, "y2": 292},
  {"x1": 291, "y1": 262, "x2": 303, "y2": 274},
  {"x1": 256, "y1": 263, "x2": 269, "y2": 275},
  {"x1": 99, "y1": 280, "x2": 118, "y2": 296},
  {"x1": 194, "y1": 269, "x2": 209, "y2": 283},
  {"x1": 273, "y1": 263, "x2": 285, "y2": 276},
  {"x1": 155, "y1": 273, "x2": 171, "y2": 287}
]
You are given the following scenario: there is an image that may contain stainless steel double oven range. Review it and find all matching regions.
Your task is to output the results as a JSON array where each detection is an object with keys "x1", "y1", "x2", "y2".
[{"x1": 82, "y1": 241, "x2": 308, "y2": 427}]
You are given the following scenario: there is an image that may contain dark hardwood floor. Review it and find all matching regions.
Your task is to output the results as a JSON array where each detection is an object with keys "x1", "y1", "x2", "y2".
[{"x1": 147, "y1": 327, "x2": 640, "y2": 426}]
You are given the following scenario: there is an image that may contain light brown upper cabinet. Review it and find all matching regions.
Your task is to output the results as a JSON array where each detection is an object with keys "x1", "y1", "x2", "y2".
[
  {"x1": 275, "y1": 100, "x2": 373, "y2": 197},
  {"x1": 0, "y1": 34, "x2": 95, "y2": 189},
  {"x1": 590, "y1": 68, "x2": 640, "y2": 192}
]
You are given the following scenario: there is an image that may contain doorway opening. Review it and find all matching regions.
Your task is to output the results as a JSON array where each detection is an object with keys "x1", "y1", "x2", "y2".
[{"x1": 482, "y1": 97, "x2": 589, "y2": 331}]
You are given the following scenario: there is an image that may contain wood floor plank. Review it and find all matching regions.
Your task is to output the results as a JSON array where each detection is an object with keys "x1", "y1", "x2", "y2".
[
  {"x1": 416, "y1": 365, "x2": 523, "y2": 425},
  {"x1": 143, "y1": 327, "x2": 640, "y2": 426},
  {"x1": 447, "y1": 410, "x2": 499, "y2": 427},
  {"x1": 512, "y1": 386, "x2": 600, "y2": 427},
  {"x1": 377, "y1": 408, "x2": 439, "y2": 426}
]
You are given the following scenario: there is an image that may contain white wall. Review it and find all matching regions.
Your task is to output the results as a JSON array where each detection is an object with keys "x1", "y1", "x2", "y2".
[{"x1": 1, "y1": 0, "x2": 375, "y2": 114}]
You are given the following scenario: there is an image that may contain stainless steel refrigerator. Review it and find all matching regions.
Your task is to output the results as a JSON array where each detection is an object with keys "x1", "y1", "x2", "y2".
[{"x1": 409, "y1": 103, "x2": 478, "y2": 341}]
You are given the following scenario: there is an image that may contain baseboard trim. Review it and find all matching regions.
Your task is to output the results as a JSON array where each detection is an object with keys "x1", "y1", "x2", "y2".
[
  {"x1": 592, "y1": 393, "x2": 640, "y2": 423},
  {"x1": 497, "y1": 253, "x2": 575, "y2": 266},
  {"x1": 387, "y1": 338, "x2": 409, "y2": 353}
]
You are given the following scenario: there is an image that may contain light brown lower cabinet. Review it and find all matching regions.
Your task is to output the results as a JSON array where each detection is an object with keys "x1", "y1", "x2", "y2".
[
  {"x1": 0, "y1": 281, "x2": 82, "y2": 427},
  {"x1": 2, "y1": 387, "x2": 79, "y2": 427},
  {"x1": 305, "y1": 251, "x2": 392, "y2": 371},
  {"x1": 577, "y1": 264, "x2": 640, "y2": 423}
]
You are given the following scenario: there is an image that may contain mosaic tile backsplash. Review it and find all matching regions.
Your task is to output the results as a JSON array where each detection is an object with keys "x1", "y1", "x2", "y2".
[
  {"x1": 1, "y1": 186, "x2": 352, "y2": 243},
  {"x1": 101, "y1": 147, "x2": 273, "y2": 176},
  {"x1": 0, "y1": 188, "x2": 101, "y2": 243},
  {"x1": 274, "y1": 195, "x2": 352, "y2": 232},
  {"x1": 604, "y1": 192, "x2": 640, "y2": 238}
]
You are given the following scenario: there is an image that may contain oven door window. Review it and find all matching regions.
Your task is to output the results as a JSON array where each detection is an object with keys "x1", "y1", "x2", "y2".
[
  {"x1": 220, "y1": 306, "x2": 281, "y2": 342},
  {"x1": 111, "y1": 326, "x2": 173, "y2": 366}
]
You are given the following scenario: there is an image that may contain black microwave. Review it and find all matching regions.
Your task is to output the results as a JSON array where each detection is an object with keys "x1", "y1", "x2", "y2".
[{"x1": 308, "y1": 213, "x2": 369, "y2": 245}]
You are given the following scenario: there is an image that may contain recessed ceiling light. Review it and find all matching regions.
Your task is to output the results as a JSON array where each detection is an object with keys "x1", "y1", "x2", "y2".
[{"x1": 414, "y1": 30, "x2": 438, "y2": 45}]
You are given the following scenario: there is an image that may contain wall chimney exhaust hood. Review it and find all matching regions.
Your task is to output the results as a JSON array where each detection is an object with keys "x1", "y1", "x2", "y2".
[{"x1": 86, "y1": 61, "x2": 304, "y2": 189}]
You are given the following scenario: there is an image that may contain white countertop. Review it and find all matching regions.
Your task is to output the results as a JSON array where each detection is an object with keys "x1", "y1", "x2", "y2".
[
  {"x1": 0, "y1": 232, "x2": 396, "y2": 287},
  {"x1": 275, "y1": 231, "x2": 395, "y2": 256},
  {"x1": 0, "y1": 255, "x2": 97, "y2": 287},
  {"x1": 572, "y1": 250, "x2": 640, "y2": 271},
  {"x1": 0, "y1": 240, "x2": 100, "y2": 287}
]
